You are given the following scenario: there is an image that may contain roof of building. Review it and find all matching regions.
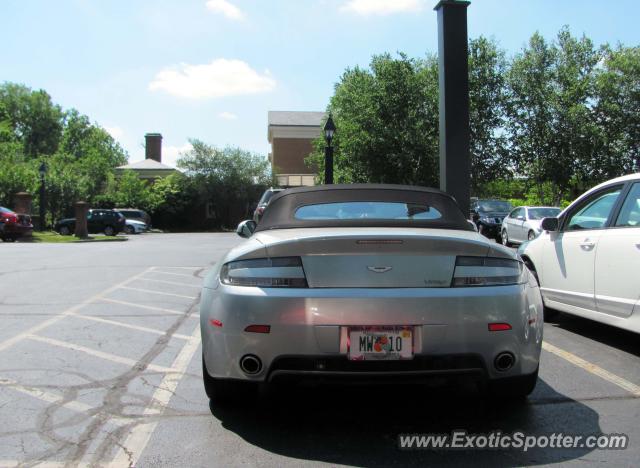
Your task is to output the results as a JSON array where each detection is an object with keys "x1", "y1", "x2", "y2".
[
  {"x1": 268, "y1": 111, "x2": 326, "y2": 127},
  {"x1": 116, "y1": 159, "x2": 175, "y2": 171}
]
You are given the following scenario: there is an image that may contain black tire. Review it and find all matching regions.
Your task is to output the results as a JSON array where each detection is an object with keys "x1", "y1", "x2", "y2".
[
  {"x1": 202, "y1": 355, "x2": 256, "y2": 404},
  {"x1": 124, "y1": 225, "x2": 135, "y2": 235},
  {"x1": 501, "y1": 229, "x2": 511, "y2": 247},
  {"x1": 489, "y1": 366, "x2": 539, "y2": 398},
  {"x1": 528, "y1": 230, "x2": 537, "y2": 241},
  {"x1": 104, "y1": 225, "x2": 115, "y2": 236},
  {"x1": 59, "y1": 226, "x2": 71, "y2": 236},
  {"x1": 1, "y1": 236, "x2": 15, "y2": 242}
]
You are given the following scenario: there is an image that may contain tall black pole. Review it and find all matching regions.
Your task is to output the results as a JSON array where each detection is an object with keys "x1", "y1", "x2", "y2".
[
  {"x1": 39, "y1": 174, "x2": 45, "y2": 231},
  {"x1": 324, "y1": 144, "x2": 334, "y2": 184},
  {"x1": 435, "y1": 0, "x2": 471, "y2": 217}
]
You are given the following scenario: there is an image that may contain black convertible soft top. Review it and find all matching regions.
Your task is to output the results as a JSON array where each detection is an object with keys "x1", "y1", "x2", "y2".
[{"x1": 255, "y1": 184, "x2": 473, "y2": 232}]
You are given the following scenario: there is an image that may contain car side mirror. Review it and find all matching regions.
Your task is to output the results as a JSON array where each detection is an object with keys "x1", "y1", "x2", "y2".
[
  {"x1": 517, "y1": 215, "x2": 525, "y2": 221},
  {"x1": 541, "y1": 217, "x2": 559, "y2": 232},
  {"x1": 236, "y1": 220, "x2": 257, "y2": 238}
]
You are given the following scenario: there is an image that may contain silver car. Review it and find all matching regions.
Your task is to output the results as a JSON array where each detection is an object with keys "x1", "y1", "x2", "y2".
[
  {"x1": 501, "y1": 206, "x2": 562, "y2": 246},
  {"x1": 200, "y1": 185, "x2": 543, "y2": 403}
]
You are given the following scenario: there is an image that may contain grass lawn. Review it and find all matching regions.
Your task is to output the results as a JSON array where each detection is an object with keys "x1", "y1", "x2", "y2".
[{"x1": 27, "y1": 231, "x2": 128, "y2": 243}]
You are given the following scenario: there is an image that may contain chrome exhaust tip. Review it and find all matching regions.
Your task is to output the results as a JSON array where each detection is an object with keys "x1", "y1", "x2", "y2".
[
  {"x1": 239, "y1": 355, "x2": 262, "y2": 375},
  {"x1": 494, "y1": 352, "x2": 515, "y2": 372}
]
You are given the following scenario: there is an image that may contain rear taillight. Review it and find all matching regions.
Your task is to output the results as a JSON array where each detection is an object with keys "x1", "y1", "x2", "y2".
[
  {"x1": 2, "y1": 213, "x2": 18, "y2": 224},
  {"x1": 452, "y1": 256, "x2": 527, "y2": 287},
  {"x1": 220, "y1": 257, "x2": 308, "y2": 288}
]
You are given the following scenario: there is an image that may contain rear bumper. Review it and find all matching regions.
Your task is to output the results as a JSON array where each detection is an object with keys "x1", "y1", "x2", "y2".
[
  {"x1": 201, "y1": 281, "x2": 543, "y2": 383},
  {"x1": 1, "y1": 223, "x2": 33, "y2": 238}
]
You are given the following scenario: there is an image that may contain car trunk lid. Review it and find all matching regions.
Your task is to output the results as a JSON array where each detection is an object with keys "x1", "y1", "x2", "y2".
[{"x1": 254, "y1": 228, "x2": 505, "y2": 288}]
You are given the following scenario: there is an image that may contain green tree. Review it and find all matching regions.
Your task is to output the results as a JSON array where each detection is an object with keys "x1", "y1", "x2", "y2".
[
  {"x1": 506, "y1": 32, "x2": 557, "y2": 203},
  {"x1": 178, "y1": 140, "x2": 271, "y2": 227},
  {"x1": 469, "y1": 37, "x2": 510, "y2": 195},
  {"x1": 308, "y1": 53, "x2": 440, "y2": 186},
  {"x1": 593, "y1": 45, "x2": 640, "y2": 180},
  {"x1": 0, "y1": 83, "x2": 63, "y2": 158}
]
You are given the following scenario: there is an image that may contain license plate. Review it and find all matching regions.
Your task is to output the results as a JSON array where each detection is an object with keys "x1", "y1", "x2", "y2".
[{"x1": 348, "y1": 326, "x2": 413, "y2": 361}]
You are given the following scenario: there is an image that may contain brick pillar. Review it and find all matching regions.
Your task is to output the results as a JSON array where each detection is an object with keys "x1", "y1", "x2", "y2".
[
  {"x1": 74, "y1": 202, "x2": 89, "y2": 238},
  {"x1": 13, "y1": 192, "x2": 32, "y2": 214}
]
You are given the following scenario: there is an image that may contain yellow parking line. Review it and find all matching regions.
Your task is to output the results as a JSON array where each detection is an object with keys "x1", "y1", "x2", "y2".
[
  {"x1": 26, "y1": 335, "x2": 175, "y2": 374},
  {"x1": 0, "y1": 377, "x2": 129, "y2": 426},
  {"x1": 73, "y1": 314, "x2": 193, "y2": 340},
  {"x1": 105, "y1": 326, "x2": 202, "y2": 467},
  {"x1": 137, "y1": 277, "x2": 201, "y2": 288},
  {"x1": 100, "y1": 298, "x2": 187, "y2": 315},
  {"x1": 119, "y1": 286, "x2": 198, "y2": 300},
  {"x1": 542, "y1": 341, "x2": 640, "y2": 397}
]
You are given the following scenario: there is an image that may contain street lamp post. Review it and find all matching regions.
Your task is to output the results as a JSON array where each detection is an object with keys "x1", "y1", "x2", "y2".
[
  {"x1": 323, "y1": 114, "x2": 336, "y2": 184},
  {"x1": 38, "y1": 161, "x2": 47, "y2": 231}
]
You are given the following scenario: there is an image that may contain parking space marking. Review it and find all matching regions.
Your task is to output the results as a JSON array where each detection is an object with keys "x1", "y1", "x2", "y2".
[
  {"x1": 73, "y1": 314, "x2": 194, "y2": 341},
  {"x1": 147, "y1": 270, "x2": 196, "y2": 278},
  {"x1": 107, "y1": 326, "x2": 201, "y2": 468},
  {"x1": 155, "y1": 266, "x2": 200, "y2": 270},
  {"x1": 0, "y1": 267, "x2": 156, "y2": 353},
  {"x1": 118, "y1": 286, "x2": 197, "y2": 300},
  {"x1": 136, "y1": 277, "x2": 201, "y2": 288},
  {"x1": 25, "y1": 335, "x2": 175, "y2": 374},
  {"x1": 0, "y1": 461, "x2": 67, "y2": 468},
  {"x1": 99, "y1": 298, "x2": 187, "y2": 316},
  {"x1": 543, "y1": 341, "x2": 640, "y2": 396},
  {"x1": 0, "y1": 378, "x2": 129, "y2": 426}
]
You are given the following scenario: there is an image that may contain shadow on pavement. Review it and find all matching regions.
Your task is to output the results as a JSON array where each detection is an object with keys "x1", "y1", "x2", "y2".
[
  {"x1": 209, "y1": 378, "x2": 601, "y2": 466},
  {"x1": 548, "y1": 313, "x2": 640, "y2": 358}
]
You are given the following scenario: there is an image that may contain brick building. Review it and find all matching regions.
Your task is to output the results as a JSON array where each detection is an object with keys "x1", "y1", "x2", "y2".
[
  {"x1": 115, "y1": 133, "x2": 176, "y2": 182},
  {"x1": 267, "y1": 111, "x2": 325, "y2": 187}
]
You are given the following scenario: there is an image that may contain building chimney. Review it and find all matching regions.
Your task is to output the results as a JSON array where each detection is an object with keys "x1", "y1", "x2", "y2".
[{"x1": 145, "y1": 133, "x2": 162, "y2": 162}]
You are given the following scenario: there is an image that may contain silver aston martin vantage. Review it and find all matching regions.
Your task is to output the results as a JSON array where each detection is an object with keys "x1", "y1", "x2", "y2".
[{"x1": 200, "y1": 185, "x2": 543, "y2": 403}]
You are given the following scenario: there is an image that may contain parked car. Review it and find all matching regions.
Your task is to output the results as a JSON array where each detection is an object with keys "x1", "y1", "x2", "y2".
[
  {"x1": 201, "y1": 184, "x2": 543, "y2": 405},
  {"x1": 252, "y1": 188, "x2": 284, "y2": 223},
  {"x1": 501, "y1": 206, "x2": 562, "y2": 246},
  {"x1": 519, "y1": 173, "x2": 640, "y2": 333},
  {"x1": 470, "y1": 199, "x2": 513, "y2": 240},
  {"x1": 0, "y1": 206, "x2": 33, "y2": 242},
  {"x1": 124, "y1": 218, "x2": 148, "y2": 234},
  {"x1": 115, "y1": 208, "x2": 151, "y2": 226},
  {"x1": 55, "y1": 209, "x2": 125, "y2": 236}
]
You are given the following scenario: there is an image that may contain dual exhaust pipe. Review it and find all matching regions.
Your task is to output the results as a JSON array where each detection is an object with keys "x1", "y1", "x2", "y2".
[
  {"x1": 240, "y1": 354, "x2": 262, "y2": 375},
  {"x1": 494, "y1": 352, "x2": 515, "y2": 372},
  {"x1": 241, "y1": 352, "x2": 514, "y2": 375}
]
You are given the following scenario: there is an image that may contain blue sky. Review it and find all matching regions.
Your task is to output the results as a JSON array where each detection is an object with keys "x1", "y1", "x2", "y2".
[{"x1": 2, "y1": 0, "x2": 639, "y2": 166}]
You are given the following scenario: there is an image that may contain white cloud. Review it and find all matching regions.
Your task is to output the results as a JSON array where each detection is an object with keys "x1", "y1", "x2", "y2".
[
  {"x1": 148, "y1": 59, "x2": 276, "y2": 99},
  {"x1": 162, "y1": 142, "x2": 193, "y2": 168},
  {"x1": 218, "y1": 111, "x2": 238, "y2": 120},
  {"x1": 340, "y1": 0, "x2": 423, "y2": 16},
  {"x1": 205, "y1": 0, "x2": 245, "y2": 21},
  {"x1": 104, "y1": 125, "x2": 124, "y2": 140}
]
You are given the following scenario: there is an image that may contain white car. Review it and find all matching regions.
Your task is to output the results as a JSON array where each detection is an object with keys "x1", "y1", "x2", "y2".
[
  {"x1": 502, "y1": 206, "x2": 561, "y2": 245},
  {"x1": 519, "y1": 174, "x2": 640, "y2": 333},
  {"x1": 124, "y1": 219, "x2": 148, "y2": 234}
]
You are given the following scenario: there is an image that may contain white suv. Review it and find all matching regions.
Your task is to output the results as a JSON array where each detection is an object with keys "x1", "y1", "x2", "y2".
[{"x1": 519, "y1": 173, "x2": 640, "y2": 333}]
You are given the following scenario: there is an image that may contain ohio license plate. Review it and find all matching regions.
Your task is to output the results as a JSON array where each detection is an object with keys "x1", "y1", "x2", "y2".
[{"x1": 348, "y1": 326, "x2": 413, "y2": 360}]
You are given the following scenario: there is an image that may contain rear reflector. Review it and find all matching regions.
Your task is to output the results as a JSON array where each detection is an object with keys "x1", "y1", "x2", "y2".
[
  {"x1": 244, "y1": 325, "x2": 271, "y2": 334},
  {"x1": 210, "y1": 319, "x2": 223, "y2": 328},
  {"x1": 488, "y1": 323, "x2": 512, "y2": 332}
]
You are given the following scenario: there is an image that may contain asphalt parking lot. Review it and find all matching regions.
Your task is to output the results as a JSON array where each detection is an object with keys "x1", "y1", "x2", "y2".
[{"x1": 0, "y1": 233, "x2": 639, "y2": 467}]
